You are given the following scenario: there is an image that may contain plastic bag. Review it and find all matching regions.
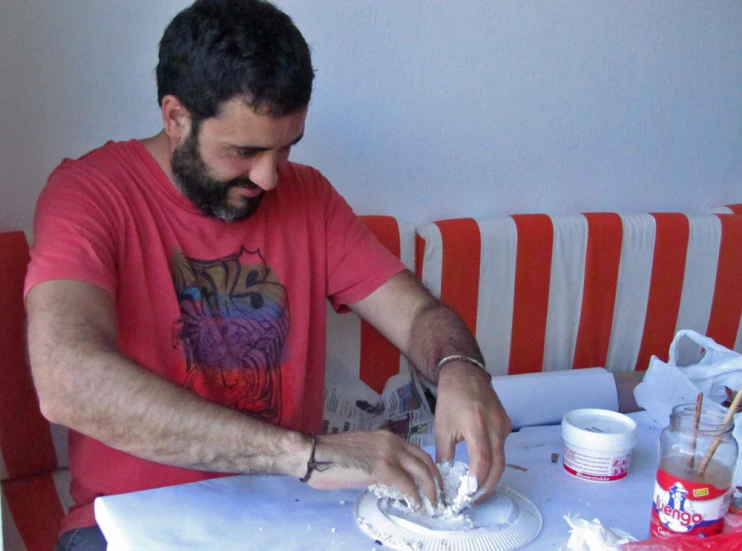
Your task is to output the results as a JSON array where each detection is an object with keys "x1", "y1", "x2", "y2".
[
  {"x1": 633, "y1": 330, "x2": 742, "y2": 487},
  {"x1": 620, "y1": 511, "x2": 742, "y2": 550}
]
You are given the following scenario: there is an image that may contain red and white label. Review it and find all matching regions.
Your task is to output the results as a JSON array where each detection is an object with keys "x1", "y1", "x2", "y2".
[
  {"x1": 562, "y1": 443, "x2": 631, "y2": 481},
  {"x1": 650, "y1": 469, "x2": 731, "y2": 538}
]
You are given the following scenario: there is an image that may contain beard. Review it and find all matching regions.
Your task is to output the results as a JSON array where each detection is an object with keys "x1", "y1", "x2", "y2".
[{"x1": 171, "y1": 130, "x2": 263, "y2": 223}]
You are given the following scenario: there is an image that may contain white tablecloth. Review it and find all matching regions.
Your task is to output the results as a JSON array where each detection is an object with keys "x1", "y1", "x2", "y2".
[{"x1": 95, "y1": 412, "x2": 661, "y2": 550}]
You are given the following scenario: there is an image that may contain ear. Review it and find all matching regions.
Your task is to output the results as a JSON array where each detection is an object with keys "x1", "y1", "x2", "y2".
[{"x1": 160, "y1": 95, "x2": 192, "y2": 141}]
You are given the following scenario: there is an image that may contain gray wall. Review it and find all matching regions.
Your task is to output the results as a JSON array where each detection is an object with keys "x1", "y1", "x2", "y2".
[{"x1": 1, "y1": 0, "x2": 740, "y2": 234}]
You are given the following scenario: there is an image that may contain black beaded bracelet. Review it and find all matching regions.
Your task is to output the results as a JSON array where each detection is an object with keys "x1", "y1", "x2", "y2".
[{"x1": 299, "y1": 434, "x2": 332, "y2": 483}]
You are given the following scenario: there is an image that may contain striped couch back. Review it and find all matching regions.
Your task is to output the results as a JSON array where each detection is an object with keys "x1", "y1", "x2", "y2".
[
  {"x1": 0, "y1": 232, "x2": 69, "y2": 483},
  {"x1": 0, "y1": 231, "x2": 71, "y2": 551},
  {"x1": 7, "y1": 211, "x2": 740, "y2": 464},
  {"x1": 416, "y1": 213, "x2": 742, "y2": 376},
  {"x1": 713, "y1": 203, "x2": 742, "y2": 215}
]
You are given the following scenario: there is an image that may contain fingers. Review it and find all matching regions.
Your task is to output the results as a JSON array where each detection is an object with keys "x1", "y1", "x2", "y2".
[
  {"x1": 378, "y1": 439, "x2": 441, "y2": 509},
  {"x1": 311, "y1": 430, "x2": 443, "y2": 510},
  {"x1": 475, "y1": 446, "x2": 505, "y2": 504},
  {"x1": 435, "y1": 428, "x2": 456, "y2": 465},
  {"x1": 465, "y1": 422, "x2": 493, "y2": 492},
  {"x1": 384, "y1": 467, "x2": 423, "y2": 510},
  {"x1": 406, "y1": 444, "x2": 443, "y2": 506},
  {"x1": 433, "y1": 364, "x2": 513, "y2": 505}
]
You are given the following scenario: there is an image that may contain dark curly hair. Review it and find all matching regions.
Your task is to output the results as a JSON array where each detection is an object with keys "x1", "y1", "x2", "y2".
[{"x1": 156, "y1": 0, "x2": 314, "y2": 120}]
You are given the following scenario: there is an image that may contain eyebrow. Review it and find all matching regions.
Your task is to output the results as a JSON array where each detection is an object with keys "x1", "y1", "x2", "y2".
[{"x1": 230, "y1": 132, "x2": 304, "y2": 154}]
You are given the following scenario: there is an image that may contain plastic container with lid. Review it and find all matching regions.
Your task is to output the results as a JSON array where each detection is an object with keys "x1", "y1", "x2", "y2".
[{"x1": 561, "y1": 408, "x2": 638, "y2": 482}]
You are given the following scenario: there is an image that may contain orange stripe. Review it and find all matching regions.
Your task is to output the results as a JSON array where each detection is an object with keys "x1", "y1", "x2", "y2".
[
  {"x1": 2, "y1": 473, "x2": 64, "y2": 551},
  {"x1": 436, "y1": 219, "x2": 481, "y2": 336},
  {"x1": 707, "y1": 215, "x2": 742, "y2": 348},
  {"x1": 358, "y1": 217, "x2": 402, "y2": 394},
  {"x1": 573, "y1": 213, "x2": 623, "y2": 369},
  {"x1": 0, "y1": 232, "x2": 58, "y2": 478},
  {"x1": 509, "y1": 215, "x2": 553, "y2": 375},
  {"x1": 634, "y1": 214, "x2": 689, "y2": 371},
  {"x1": 727, "y1": 204, "x2": 742, "y2": 215}
]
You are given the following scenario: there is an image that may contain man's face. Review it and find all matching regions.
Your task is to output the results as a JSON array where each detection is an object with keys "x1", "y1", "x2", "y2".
[{"x1": 171, "y1": 99, "x2": 307, "y2": 222}]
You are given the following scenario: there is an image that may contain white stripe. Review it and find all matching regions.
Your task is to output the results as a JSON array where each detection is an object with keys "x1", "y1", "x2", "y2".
[
  {"x1": 542, "y1": 215, "x2": 589, "y2": 372},
  {"x1": 417, "y1": 223, "x2": 444, "y2": 299},
  {"x1": 735, "y1": 312, "x2": 742, "y2": 354},
  {"x1": 50, "y1": 423, "x2": 69, "y2": 469},
  {"x1": 396, "y1": 219, "x2": 416, "y2": 272},
  {"x1": 605, "y1": 214, "x2": 656, "y2": 373},
  {"x1": 710, "y1": 206, "x2": 733, "y2": 214},
  {"x1": 325, "y1": 302, "x2": 362, "y2": 382},
  {"x1": 474, "y1": 217, "x2": 517, "y2": 377},
  {"x1": 397, "y1": 218, "x2": 416, "y2": 375},
  {"x1": 674, "y1": 215, "x2": 721, "y2": 336},
  {"x1": 53, "y1": 468, "x2": 73, "y2": 513},
  {"x1": 1, "y1": 489, "x2": 27, "y2": 551}
]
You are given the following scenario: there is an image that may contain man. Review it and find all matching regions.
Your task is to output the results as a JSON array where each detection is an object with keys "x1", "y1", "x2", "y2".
[{"x1": 25, "y1": 1, "x2": 511, "y2": 549}]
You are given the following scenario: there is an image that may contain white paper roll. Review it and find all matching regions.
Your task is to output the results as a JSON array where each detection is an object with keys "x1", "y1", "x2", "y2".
[{"x1": 492, "y1": 367, "x2": 619, "y2": 430}]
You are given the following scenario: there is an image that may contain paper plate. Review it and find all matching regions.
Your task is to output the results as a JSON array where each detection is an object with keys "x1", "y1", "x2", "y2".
[{"x1": 356, "y1": 486, "x2": 542, "y2": 551}]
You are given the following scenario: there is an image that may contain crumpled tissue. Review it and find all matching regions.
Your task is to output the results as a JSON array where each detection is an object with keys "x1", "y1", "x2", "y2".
[{"x1": 564, "y1": 514, "x2": 638, "y2": 551}]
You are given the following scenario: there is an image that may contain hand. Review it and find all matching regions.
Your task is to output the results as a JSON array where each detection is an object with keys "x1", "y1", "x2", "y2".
[
  {"x1": 434, "y1": 362, "x2": 511, "y2": 503},
  {"x1": 306, "y1": 430, "x2": 443, "y2": 509}
]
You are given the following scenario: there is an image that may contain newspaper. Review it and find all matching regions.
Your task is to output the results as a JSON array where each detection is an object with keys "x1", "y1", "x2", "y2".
[{"x1": 323, "y1": 366, "x2": 436, "y2": 447}]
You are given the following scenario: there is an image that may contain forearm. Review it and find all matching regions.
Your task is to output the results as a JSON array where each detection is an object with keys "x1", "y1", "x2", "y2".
[
  {"x1": 350, "y1": 271, "x2": 487, "y2": 385},
  {"x1": 29, "y1": 315, "x2": 308, "y2": 476},
  {"x1": 407, "y1": 299, "x2": 486, "y2": 384},
  {"x1": 348, "y1": 271, "x2": 508, "y2": 499}
]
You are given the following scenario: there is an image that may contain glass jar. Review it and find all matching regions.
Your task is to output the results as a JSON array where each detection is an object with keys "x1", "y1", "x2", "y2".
[{"x1": 650, "y1": 403, "x2": 738, "y2": 538}]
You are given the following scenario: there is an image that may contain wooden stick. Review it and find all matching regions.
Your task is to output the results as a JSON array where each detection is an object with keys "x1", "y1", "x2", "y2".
[
  {"x1": 697, "y1": 388, "x2": 742, "y2": 475},
  {"x1": 688, "y1": 393, "x2": 703, "y2": 470}
]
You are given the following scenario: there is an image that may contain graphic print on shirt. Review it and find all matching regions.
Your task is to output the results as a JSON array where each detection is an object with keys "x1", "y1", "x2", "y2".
[{"x1": 171, "y1": 247, "x2": 290, "y2": 423}]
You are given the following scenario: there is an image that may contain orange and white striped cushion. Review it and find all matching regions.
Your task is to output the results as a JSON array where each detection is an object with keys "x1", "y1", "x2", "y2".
[
  {"x1": 711, "y1": 204, "x2": 742, "y2": 215},
  {"x1": 1, "y1": 470, "x2": 72, "y2": 551},
  {"x1": 1, "y1": 231, "x2": 71, "y2": 550},
  {"x1": 416, "y1": 213, "x2": 742, "y2": 376},
  {"x1": 325, "y1": 216, "x2": 416, "y2": 396}
]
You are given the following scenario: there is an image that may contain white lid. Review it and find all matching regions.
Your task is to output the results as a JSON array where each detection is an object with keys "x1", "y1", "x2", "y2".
[{"x1": 561, "y1": 408, "x2": 638, "y2": 452}]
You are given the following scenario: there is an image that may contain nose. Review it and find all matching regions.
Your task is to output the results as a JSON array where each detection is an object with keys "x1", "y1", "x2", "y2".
[{"x1": 249, "y1": 152, "x2": 279, "y2": 191}]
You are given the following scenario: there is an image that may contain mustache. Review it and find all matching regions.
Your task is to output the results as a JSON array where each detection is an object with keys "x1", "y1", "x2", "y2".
[{"x1": 228, "y1": 177, "x2": 260, "y2": 190}]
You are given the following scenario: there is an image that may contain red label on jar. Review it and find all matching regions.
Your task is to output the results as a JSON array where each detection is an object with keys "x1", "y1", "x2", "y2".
[{"x1": 650, "y1": 469, "x2": 731, "y2": 538}]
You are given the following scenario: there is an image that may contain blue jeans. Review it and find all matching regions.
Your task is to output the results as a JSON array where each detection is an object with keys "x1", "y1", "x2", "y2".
[{"x1": 55, "y1": 526, "x2": 107, "y2": 551}]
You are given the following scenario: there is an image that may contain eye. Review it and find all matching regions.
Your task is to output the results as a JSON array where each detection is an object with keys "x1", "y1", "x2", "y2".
[{"x1": 236, "y1": 149, "x2": 258, "y2": 159}]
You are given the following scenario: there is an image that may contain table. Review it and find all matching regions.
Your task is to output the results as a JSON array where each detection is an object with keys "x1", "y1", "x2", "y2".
[{"x1": 95, "y1": 412, "x2": 661, "y2": 550}]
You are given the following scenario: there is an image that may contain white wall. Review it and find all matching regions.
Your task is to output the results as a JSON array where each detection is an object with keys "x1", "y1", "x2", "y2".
[{"x1": 1, "y1": 1, "x2": 740, "y2": 235}]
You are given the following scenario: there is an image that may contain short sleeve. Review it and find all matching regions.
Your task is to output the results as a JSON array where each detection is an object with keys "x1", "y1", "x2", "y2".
[
  {"x1": 323, "y1": 178, "x2": 406, "y2": 312},
  {"x1": 24, "y1": 162, "x2": 119, "y2": 298}
]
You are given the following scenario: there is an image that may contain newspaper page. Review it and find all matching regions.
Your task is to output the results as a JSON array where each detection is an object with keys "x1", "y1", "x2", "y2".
[{"x1": 323, "y1": 365, "x2": 435, "y2": 447}]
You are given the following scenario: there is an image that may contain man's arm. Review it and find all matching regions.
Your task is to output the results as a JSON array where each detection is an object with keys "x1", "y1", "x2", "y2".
[
  {"x1": 348, "y1": 270, "x2": 512, "y2": 501},
  {"x1": 27, "y1": 279, "x2": 442, "y2": 506},
  {"x1": 27, "y1": 279, "x2": 311, "y2": 475}
]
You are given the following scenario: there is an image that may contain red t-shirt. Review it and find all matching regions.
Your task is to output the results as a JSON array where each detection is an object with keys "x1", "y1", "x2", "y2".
[{"x1": 25, "y1": 140, "x2": 405, "y2": 532}]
